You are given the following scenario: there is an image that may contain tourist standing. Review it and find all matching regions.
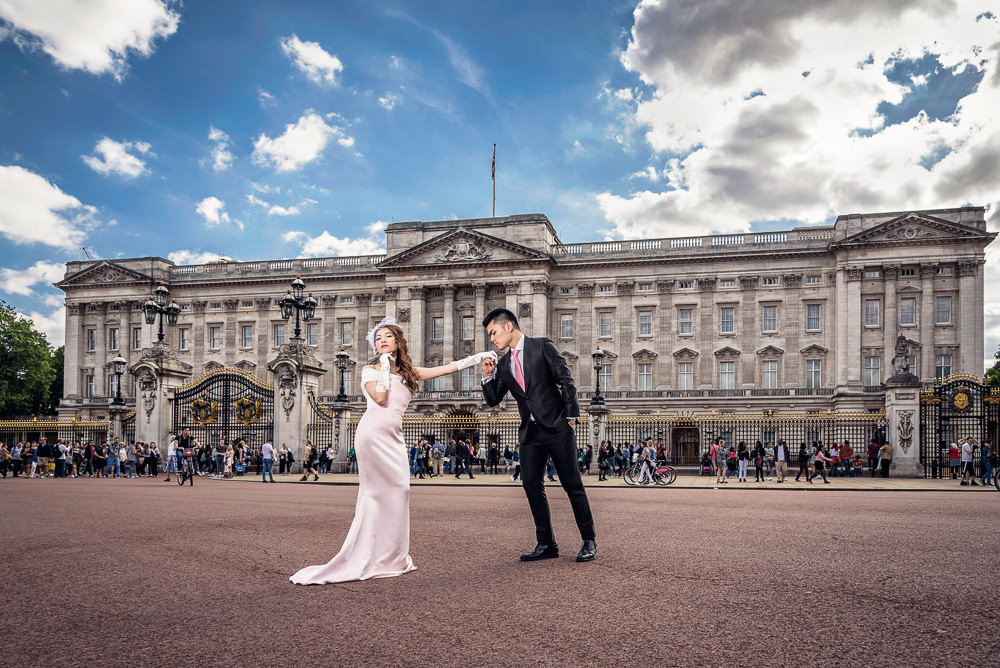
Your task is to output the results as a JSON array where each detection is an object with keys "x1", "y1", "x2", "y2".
[
  {"x1": 812, "y1": 443, "x2": 831, "y2": 484},
  {"x1": 454, "y1": 440, "x2": 475, "y2": 479},
  {"x1": 0, "y1": 443, "x2": 9, "y2": 478},
  {"x1": 979, "y1": 439, "x2": 995, "y2": 487},
  {"x1": 10, "y1": 442, "x2": 21, "y2": 477},
  {"x1": 795, "y1": 443, "x2": 811, "y2": 482},
  {"x1": 511, "y1": 445, "x2": 521, "y2": 482},
  {"x1": 829, "y1": 442, "x2": 841, "y2": 477},
  {"x1": 431, "y1": 439, "x2": 444, "y2": 477},
  {"x1": 960, "y1": 437, "x2": 979, "y2": 486},
  {"x1": 753, "y1": 441, "x2": 765, "y2": 482},
  {"x1": 261, "y1": 439, "x2": 275, "y2": 483},
  {"x1": 163, "y1": 438, "x2": 177, "y2": 482},
  {"x1": 867, "y1": 438, "x2": 880, "y2": 477},
  {"x1": 879, "y1": 441, "x2": 893, "y2": 477},
  {"x1": 737, "y1": 441, "x2": 749, "y2": 482},
  {"x1": 774, "y1": 440, "x2": 789, "y2": 483},
  {"x1": 476, "y1": 443, "x2": 488, "y2": 474},
  {"x1": 713, "y1": 439, "x2": 727, "y2": 484},
  {"x1": 840, "y1": 440, "x2": 854, "y2": 477},
  {"x1": 948, "y1": 442, "x2": 961, "y2": 479},
  {"x1": 105, "y1": 438, "x2": 122, "y2": 478}
]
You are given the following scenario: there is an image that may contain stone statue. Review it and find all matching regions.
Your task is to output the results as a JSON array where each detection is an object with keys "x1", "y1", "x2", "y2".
[{"x1": 892, "y1": 334, "x2": 910, "y2": 374}]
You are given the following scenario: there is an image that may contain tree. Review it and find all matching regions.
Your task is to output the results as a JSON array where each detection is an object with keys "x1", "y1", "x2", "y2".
[
  {"x1": 0, "y1": 301, "x2": 56, "y2": 417},
  {"x1": 41, "y1": 345, "x2": 64, "y2": 414},
  {"x1": 985, "y1": 344, "x2": 1000, "y2": 389}
]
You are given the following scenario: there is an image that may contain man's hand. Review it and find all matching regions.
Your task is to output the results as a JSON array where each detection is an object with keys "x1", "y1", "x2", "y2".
[
  {"x1": 482, "y1": 356, "x2": 497, "y2": 378},
  {"x1": 568, "y1": 417, "x2": 576, "y2": 431}
]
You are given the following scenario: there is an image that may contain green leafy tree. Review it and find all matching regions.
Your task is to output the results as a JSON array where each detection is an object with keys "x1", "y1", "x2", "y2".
[
  {"x1": 42, "y1": 345, "x2": 64, "y2": 414},
  {"x1": 0, "y1": 301, "x2": 56, "y2": 417},
  {"x1": 985, "y1": 343, "x2": 1000, "y2": 389}
]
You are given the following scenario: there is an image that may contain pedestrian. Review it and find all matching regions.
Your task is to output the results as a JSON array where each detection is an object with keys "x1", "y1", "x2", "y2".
[
  {"x1": 597, "y1": 442, "x2": 610, "y2": 481},
  {"x1": 105, "y1": 438, "x2": 122, "y2": 478},
  {"x1": 476, "y1": 443, "x2": 487, "y2": 474},
  {"x1": 430, "y1": 439, "x2": 444, "y2": 477},
  {"x1": 867, "y1": 438, "x2": 880, "y2": 477},
  {"x1": 637, "y1": 442, "x2": 653, "y2": 485},
  {"x1": 93, "y1": 442, "x2": 106, "y2": 477},
  {"x1": 124, "y1": 440, "x2": 136, "y2": 478},
  {"x1": 54, "y1": 439, "x2": 68, "y2": 478},
  {"x1": 948, "y1": 442, "x2": 960, "y2": 479},
  {"x1": 726, "y1": 447, "x2": 738, "y2": 481},
  {"x1": 409, "y1": 441, "x2": 424, "y2": 479},
  {"x1": 225, "y1": 442, "x2": 235, "y2": 477},
  {"x1": 0, "y1": 442, "x2": 10, "y2": 478},
  {"x1": 148, "y1": 441, "x2": 159, "y2": 477},
  {"x1": 212, "y1": 438, "x2": 227, "y2": 479},
  {"x1": 841, "y1": 440, "x2": 854, "y2": 477},
  {"x1": 454, "y1": 440, "x2": 475, "y2": 479},
  {"x1": 511, "y1": 445, "x2": 521, "y2": 482},
  {"x1": 163, "y1": 437, "x2": 177, "y2": 482},
  {"x1": 879, "y1": 441, "x2": 893, "y2": 477},
  {"x1": 959, "y1": 437, "x2": 979, "y2": 486},
  {"x1": 488, "y1": 442, "x2": 500, "y2": 474},
  {"x1": 812, "y1": 443, "x2": 831, "y2": 484},
  {"x1": 713, "y1": 439, "x2": 727, "y2": 484},
  {"x1": 753, "y1": 440, "x2": 765, "y2": 482},
  {"x1": 764, "y1": 441, "x2": 775, "y2": 481},
  {"x1": 774, "y1": 440, "x2": 789, "y2": 483},
  {"x1": 300, "y1": 440, "x2": 320, "y2": 481},
  {"x1": 795, "y1": 443, "x2": 811, "y2": 482},
  {"x1": 261, "y1": 439, "x2": 275, "y2": 483},
  {"x1": 446, "y1": 440, "x2": 457, "y2": 475},
  {"x1": 737, "y1": 441, "x2": 749, "y2": 482},
  {"x1": 10, "y1": 442, "x2": 22, "y2": 477},
  {"x1": 278, "y1": 443, "x2": 288, "y2": 474},
  {"x1": 829, "y1": 442, "x2": 841, "y2": 477},
  {"x1": 980, "y1": 439, "x2": 995, "y2": 487},
  {"x1": 70, "y1": 442, "x2": 82, "y2": 478}
]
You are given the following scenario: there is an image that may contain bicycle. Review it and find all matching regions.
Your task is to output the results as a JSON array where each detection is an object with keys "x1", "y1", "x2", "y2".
[
  {"x1": 178, "y1": 448, "x2": 195, "y2": 486},
  {"x1": 624, "y1": 462, "x2": 676, "y2": 486}
]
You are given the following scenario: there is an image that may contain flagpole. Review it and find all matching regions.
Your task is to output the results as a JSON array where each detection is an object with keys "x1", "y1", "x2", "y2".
[{"x1": 492, "y1": 142, "x2": 496, "y2": 218}]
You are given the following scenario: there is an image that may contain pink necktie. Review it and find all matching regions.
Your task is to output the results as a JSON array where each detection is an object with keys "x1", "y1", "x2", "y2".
[{"x1": 512, "y1": 349, "x2": 526, "y2": 391}]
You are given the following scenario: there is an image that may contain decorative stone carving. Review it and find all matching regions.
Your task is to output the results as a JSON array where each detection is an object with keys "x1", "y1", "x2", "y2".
[
  {"x1": 845, "y1": 267, "x2": 864, "y2": 281},
  {"x1": 223, "y1": 299, "x2": 239, "y2": 310},
  {"x1": 616, "y1": 280, "x2": 635, "y2": 295},
  {"x1": 397, "y1": 307, "x2": 410, "y2": 323},
  {"x1": 191, "y1": 300, "x2": 207, "y2": 311},
  {"x1": 137, "y1": 368, "x2": 158, "y2": 423},
  {"x1": 957, "y1": 261, "x2": 977, "y2": 277},
  {"x1": 67, "y1": 303, "x2": 82, "y2": 315},
  {"x1": 530, "y1": 280, "x2": 551, "y2": 295},
  {"x1": 882, "y1": 225, "x2": 938, "y2": 241},
  {"x1": 355, "y1": 294, "x2": 372, "y2": 307},
  {"x1": 518, "y1": 302, "x2": 532, "y2": 318},
  {"x1": 782, "y1": 273, "x2": 802, "y2": 288},
  {"x1": 89, "y1": 301, "x2": 107, "y2": 314},
  {"x1": 632, "y1": 349, "x2": 658, "y2": 363},
  {"x1": 505, "y1": 281, "x2": 521, "y2": 293},
  {"x1": 892, "y1": 335, "x2": 911, "y2": 374},
  {"x1": 435, "y1": 234, "x2": 493, "y2": 262},
  {"x1": 473, "y1": 282, "x2": 487, "y2": 297},
  {"x1": 697, "y1": 278, "x2": 716, "y2": 292},
  {"x1": 881, "y1": 265, "x2": 899, "y2": 280},
  {"x1": 409, "y1": 286, "x2": 427, "y2": 300},
  {"x1": 320, "y1": 295, "x2": 337, "y2": 307},
  {"x1": 655, "y1": 279, "x2": 674, "y2": 293},
  {"x1": 383, "y1": 286, "x2": 398, "y2": 299},
  {"x1": 919, "y1": 263, "x2": 938, "y2": 278},
  {"x1": 255, "y1": 297, "x2": 273, "y2": 310},
  {"x1": 739, "y1": 275, "x2": 759, "y2": 290},
  {"x1": 577, "y1": 283, "x2": 595, "y2": 297},
  {"x1": 897, "y1": 411, "x2": 913, "y2": 453},
  {"x1": 277, "y1": 366, "x2": 297, "y2": 421}
]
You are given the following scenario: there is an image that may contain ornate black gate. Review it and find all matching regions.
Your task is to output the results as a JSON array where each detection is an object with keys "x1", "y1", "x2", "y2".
[
  {"x1": 172, "y1": 367, "x2": 274, "y2": 453},
  {"x1": 920, "y1": 374, "x2": 1000, "y2": 477}
]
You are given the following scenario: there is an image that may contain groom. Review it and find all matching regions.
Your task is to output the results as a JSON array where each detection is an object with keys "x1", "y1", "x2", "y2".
[{"x1": 480, "y1": 308, "x2": 597, "y2": 562}]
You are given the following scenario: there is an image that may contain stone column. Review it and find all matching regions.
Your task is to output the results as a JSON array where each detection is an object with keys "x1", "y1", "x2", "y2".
[
  {"x1": 697, "y1": 278, "x2": 716, "y2": 389},
  {"x1": 835, "y1": 268, "x2": 849, "y2": 389},
  {"x1": 383, "y1": 286, "x2": 398, "y2": 322},
  {"x1": 883, "y1": 380, "x2": 921, "y2": 477},
  {"x1": 656, "y1": 280, "x2": 674, "y2": 388},
  {"x1": 918, "y1": 263, "x2": 936, "y2": 381},
  {"x1": 783, "y1": 274, "x2": 803, "y2": 388},
  {"x1": 505, "y1": 280, "x2": 520, "y2": 320},
  {"x1": 531, "y1": 280, "x2": 551, "y2": 339},
  {"x1": 958, "y1": 261, "x2": 978, "y2": 374},
  {"x1": 844, "y1": 268, "x2": 863, "y2": 387},
  {"x1": 586, "y1": 404, "x2": 609, "y2": 450},
  {"x1": 473, "y1": 283, "x2": 487, "y2": 351},
  {"x1": 578, "y1": 283, "x2": 595, "y2": 388},
  {"x1": 92, "y1": 302, "x2": 108, "y2": 398},
  {"x1": 223, "y1": 298, "x2": 239, "y2": 366},
  {"x1": 442, "y1": 287, "x2": 455, "y2": 389},
  {"x1": 355, "y1": 293, "x2": 372, "y2": 344},
  {"x1": 268, "y1": 343, "x2": 327, "y2": 473},
  {"x1": 407, "y1": 287, "x2": 426, "y2": 368},
  {"x1": 739, "y1": 276, "x2": 758, "y2": 386},
  {"x1": 319, "y1": 295, "x2": 338, "y2": 394},
  {"x1": 64, "y1": 303, "x2": 82, "y2": 399},
  {"x1": 256, "y1": 297, "x2": 274, "y2": 378},
  {"x1": 191, "y1": 300, "x2": 207, "y2": 369},
  {"x1": 882, "y1": 265, "x2": 898, "y2": 372},
  {"x1": 615, "y1": 280, "x2": 634, "y2": 388}
]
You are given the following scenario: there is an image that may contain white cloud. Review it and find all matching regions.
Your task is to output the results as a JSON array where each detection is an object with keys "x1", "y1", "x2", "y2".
[
  {"x1": 257, "y1": 87, "x2": 276, "y2": 107},
  {"x1": 0, "y1": 165, "x2": 95, "y2": 250},
  {"x1": 194, "y1": 196, "x2": 241, "y2": 230},
  {"x1": 246, "y1": 193, "x2": 269, "y2": 208},
  {"x1": 25, "y1": 305, "x2": 65, "y2": 346},
  {"x1": 167, "y1": 250, "x2": 230, "y2": 265},
  {"x1": 0, "y1": 0, "x2": 180, "y2": 81},
  {"x1": 599, "y1": 1, "x2": 1000, "y2": 238},
  {"x1": 252, "y1": 111, "x2": 354, "y2": 172},
  {"x1": 0, "y1": 260, "x2": 65, "y2": 295},
  {"x1": 81, "y1": 137, "x2": 151, "y2": 178},
  {"x1": 430, "y1": 29, "x2": 488, "y2": 96},
  {"x1": 388, "y1": 55, "x2": 403, "y2": 70},
  {"x1": 267, "y1": 204, "x2": 300, "y2": 217},
  {"x1": 378, "y1": 91, "x2": 402, "y2": 110},
  {"x1": 250, "y1": 182, "x2": 280, "y2": 194},
  {"x1": 280, "y1": 34, "x2": 343, "y2": 86},
  {"x1": 205, "y1": 125, "x2": 234, "y2": 172},
  {"x1": 283, "y1": 222, "x2": 387, "y2": 257},
  {"x1": 246, "y1": 193, "x2": 310, "y2": 217}
]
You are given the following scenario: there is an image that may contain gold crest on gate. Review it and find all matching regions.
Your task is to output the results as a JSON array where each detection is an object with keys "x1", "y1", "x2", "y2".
[
  {"x1": 235, "y1": 397, "x2": 262, "y2": 425},
  {"x1": 190, "y1": 397, "x2": 217, "y2": 426},
  {"x1": 953, "y1": 391, "x2": 969, "y2": 411}
]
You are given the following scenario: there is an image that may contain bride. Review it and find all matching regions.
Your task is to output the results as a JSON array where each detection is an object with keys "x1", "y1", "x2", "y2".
[{"x1": 290, "y1": 317, "x2": 495, "y2": 585}]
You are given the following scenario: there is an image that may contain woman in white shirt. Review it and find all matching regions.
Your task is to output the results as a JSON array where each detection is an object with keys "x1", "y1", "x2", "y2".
[{"x1": 164, "y1": 438, "x2": 177, "y2": 482}]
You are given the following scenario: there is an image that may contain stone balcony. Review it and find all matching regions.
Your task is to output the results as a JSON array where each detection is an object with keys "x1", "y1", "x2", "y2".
[{"x1": 168, "y1": 255, "x2": 388, "y2": 283}]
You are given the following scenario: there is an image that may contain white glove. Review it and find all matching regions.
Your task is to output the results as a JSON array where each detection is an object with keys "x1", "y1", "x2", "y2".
[
  {"x1": 454, "y1": 351, "x2": 498, "y2": 370},
  {"x1": 376, "y1": 353, "x2": 393, "y2": 392}
]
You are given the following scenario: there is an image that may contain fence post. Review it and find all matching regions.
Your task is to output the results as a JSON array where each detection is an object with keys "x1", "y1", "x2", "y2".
[
  {"x1": 884, "y1": 337, "x2": 923, "y2": 477},
  {"x1": 586, "y1": 405, "x2": 609, "y2": 451},
  {"x1": 267, "y1": 339, "x2": 327, "y2": 473},
  {"x1": 129, "y1": 342, "x2": 192, "y2": 446}
]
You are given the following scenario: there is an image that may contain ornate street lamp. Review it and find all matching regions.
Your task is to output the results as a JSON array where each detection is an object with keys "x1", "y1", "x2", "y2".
[
  {"x1": 335, "y1": 346, "x2": 350, "y2": 403},
  {"x1": 278, "y1": 275, "x2": 316, "y2": 340},
  {"x1": 142, "y1": 283, "x2": 181, "y2": 343},
  {"x1": 591, "y1": 345, "x2": 606, "y2": 406},
  {"x1": 111, "y1": 353, "x2": 127, "y2": 406}
]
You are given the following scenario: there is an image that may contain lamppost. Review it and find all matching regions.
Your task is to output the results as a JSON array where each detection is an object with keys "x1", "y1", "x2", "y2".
[
  {"x1": 278, "y1": 275, "x2": 317, "y2": 340},
  {"x1": 335, "y1": 346, "x2": 350, "y2": 403},
  {"x1": 591, "y1": 345, "x2": 605, "y2": 406},
  {"x1": 111, "y1": 353, "x2": 127, "y2": 406},
  {"x1": 142, "y1": 283, "x2": 181, "y2": 343}
]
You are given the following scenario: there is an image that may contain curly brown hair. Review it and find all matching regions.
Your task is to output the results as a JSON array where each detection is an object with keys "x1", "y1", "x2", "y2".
[{"x1": 370, "y1": 324, "x2": 421, "y2": 395}]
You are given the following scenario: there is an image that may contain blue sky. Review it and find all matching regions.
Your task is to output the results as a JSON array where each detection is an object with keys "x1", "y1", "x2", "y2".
[{"x1": 0, "y1": 0, "x2": 998, "y2": 366}]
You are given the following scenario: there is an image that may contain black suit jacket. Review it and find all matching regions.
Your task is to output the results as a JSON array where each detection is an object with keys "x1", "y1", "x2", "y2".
[{"x1": 481, "y1": 336, "x2": 580, "y2": 444}]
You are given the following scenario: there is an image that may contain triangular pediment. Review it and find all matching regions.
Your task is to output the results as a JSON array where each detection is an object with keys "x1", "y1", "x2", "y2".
[
  {"x1": 756, "y1": 345, "x2": 785, "y2": 356},
  {"x1": 632, "y1": 348, "x2": 658, "y2": 361},
  {"x1": 714, "y1": 346, "x2": 741, "y2": 357},
  {"x1": 672, "y1": 347, "x2": 699, "y2": 358},
  {"x1": 57, "y1": 261, "x2": 152, "y2": 289},
  {"x1": 800, "y1": 344, "x2": 829, "y2": 355},
  {"x1": 378, "y1": 227, "x2": 550, "y2": 269},
  {"x1": 838, "y1": 213, "x2": 987, "y2": 246},
  {"x1": 561, "y1": 350, "x2": 579, "y2": 361}
]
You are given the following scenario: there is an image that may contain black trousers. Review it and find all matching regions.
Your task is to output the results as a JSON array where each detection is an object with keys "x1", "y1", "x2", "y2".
[
  {"x1": 520, "y1": 422, "x2": 596, "y2": 544},
  {"x1": 454, "y1": 459, "x2": 473, "y2": 477}
]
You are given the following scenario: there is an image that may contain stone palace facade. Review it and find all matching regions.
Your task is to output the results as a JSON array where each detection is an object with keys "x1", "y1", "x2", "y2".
[{"x1": 56, "y1": 206, "x2": 995, "y2": 419}]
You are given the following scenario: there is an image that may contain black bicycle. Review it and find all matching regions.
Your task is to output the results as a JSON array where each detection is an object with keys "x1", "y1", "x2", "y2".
[{"x1": 178, "y1": 448, "x2": 195, "y2": 486}]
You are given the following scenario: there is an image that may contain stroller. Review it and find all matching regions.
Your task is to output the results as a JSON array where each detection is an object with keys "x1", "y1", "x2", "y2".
[{"x1": 700, "y1": 456, "x2": 713, "y2": 476}]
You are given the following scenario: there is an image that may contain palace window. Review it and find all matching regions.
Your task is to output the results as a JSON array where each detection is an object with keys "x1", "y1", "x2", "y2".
[
  {"x1": 762, "y1": 306, "x2": 777, "y2": 333},
  {"x1": 460, "y1": 367, "x2": 476, "y2": 391},
  {"x1": 805, "y1": 275, "x2": 822, "y2": 284},
  {"x1": 274, "y1": 324, "x2": 286, "y2": 348},
  {"x1": 864, "y1": 299, "x2": 880, "y2": 327},
  {"x1": 132, "y1": 327, "x2": 142, "y2": 351},
  {"x1": 599, "y1": 364, "x2": 613, "y2": 389},
  {"x1": 307, "y1": 323, "x2": 319, "y2": 346},
  {"x1": 560, "y1": 286, "x2": 574, "y2": 295},
  {"x1": 678, "y1": 309, "x2": 693, "y2": 335},
  {"x1": 762, "y1": 360, "x2": 777, "y2": 389},
  {"x1": 719, "y1": 279, "x2": 735, "y2": 288},
  {"x1": 637, "y1": 363, "x2": 652, "y2": 391},
  {"x1": 108, "y1": 328, "x2": 118, "y2": 351},
  {"x1": 85, "y1": 375, "x2": 95, "y2": 398},
  {"x1": 864, "y1": 270, "x2": 880, "y2": 279},
  {"x1": 209, "y1": 302, "x2": 222, "y2": 309},
  {"x1": 339, "y1": 321, "x2": 352, "y2": 346},
  {"x1": 677, "y1": 362, "x2": 693, "y2": 390},
  {"x1": 241, "y1": 300, "x2": 254, "y2": 308},
  {"x1": 242, "y1": 325, "x2": 253, "y2": 348},
  {"x1": 899, "y1": 298, "x2": 916, "y2": 326},
  {"x1": 806, "y1": 360, "x2": 821, "y2": 389},
  {"x1": 86, "y1": 329, "x2": 96, "y2": 351},
  {"x1": 678, "y1": 281, "x2": 693, "y2": 289},
  {"x1": 341, "y1": 296, "x2": 353, "y2": 304},
  {"x1": 179, "y1": 328, "x2": 189, "y2": 350},
  {"x1": 598, "y1": 284, "x2": 614, "y2": 293},
  {"x1": 108, "y1": 375, "x2": 119, "y2": 398},
  {"x1": 762, "y1": 277, "x2": 779, "y2": 286},
  {"x1": 935, "y1": 355, "x2": 952, "y2": 379},
  {"x1": 637, "y1": 282, "x2": 653, "y2": 292},
  {"x1": 806, "y1": 304, "x2": 821, "y2": 331},
  {"x1": 719, "y1": 361, "x2": 735, "y2": 390},
  {"x1": 598, "y1": 312, "x2": 612, "y2": 338},
  {"x1": 560, "y1": 314, "x2": 573, "y2": 339},
  {"x1": 431, "y1": 317, "x2": 444, "y2": 341},
  {"x1": 638, "y1": 311, "x2": 652, "y2": 337},
  {"x1": 936, "y1": 266, "x2": 952, "y2": 276},
  {"x1": 342, "y1": 370, "x2": 352, "y2": 394},
  {"x1": 900, "y1": 268, "x2": 916, "y2": 277},
  {"x1": 427, "y1": 376, "x2": 443, "y2": 391},
  {"x1": 462, "y1": 316, "x2": 474, "y2": 341},
  {"x1": 209, "y1": 326, "x2": 221, "y2": 349},
  {"x1": 720, "y1": 307, "x2": 735, "y2": 334},
  {"x1": 935, "y1": 296, "x2": 952, "y2": 324},
  {"x1": 864, "y1": 357, "x2": 881, "y2": 387}
]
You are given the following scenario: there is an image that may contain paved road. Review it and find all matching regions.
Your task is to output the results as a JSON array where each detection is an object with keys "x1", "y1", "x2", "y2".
[{"x1": 1, "y1": 477, "x2": 997, "y2": 667}]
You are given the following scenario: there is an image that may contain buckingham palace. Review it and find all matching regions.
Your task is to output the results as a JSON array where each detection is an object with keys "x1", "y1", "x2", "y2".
[{"x1": 56, "y1": 205, "x2": 995, "y2": 421}]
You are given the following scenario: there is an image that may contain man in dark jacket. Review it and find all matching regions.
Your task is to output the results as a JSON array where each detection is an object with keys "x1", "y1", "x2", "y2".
[
  {"x1": 774, "y1": 439, "x2": 791, "y2": 483},
  {"x1": 454, "y1": 440, "x2": 475, "y2": 479}
]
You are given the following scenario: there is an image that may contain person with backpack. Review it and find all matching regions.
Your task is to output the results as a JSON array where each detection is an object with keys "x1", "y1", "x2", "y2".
[
  {"x1": 980, "y1": 439, "x2": 996, "y2": 487},
  {"x1": 431, "y1": 440, "x2": 444, "y2": 477},
  {"x1": 795, "y1": 443, "x2": 811, "y2": 482}
]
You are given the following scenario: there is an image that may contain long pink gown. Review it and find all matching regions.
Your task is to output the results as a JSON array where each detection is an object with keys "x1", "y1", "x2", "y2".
[{"x1": 289, "y1": 368, "x2": 416, "y2": 584}]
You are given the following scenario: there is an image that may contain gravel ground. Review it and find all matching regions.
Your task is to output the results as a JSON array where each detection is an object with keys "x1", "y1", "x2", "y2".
[{"x1": 1, "y1": 477, "x2": 998, "y2": 667}]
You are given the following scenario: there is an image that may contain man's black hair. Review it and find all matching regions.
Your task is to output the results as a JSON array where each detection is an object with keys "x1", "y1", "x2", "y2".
[{"x1": 483, "y1": 307, "x2": 519, "y2": 330}]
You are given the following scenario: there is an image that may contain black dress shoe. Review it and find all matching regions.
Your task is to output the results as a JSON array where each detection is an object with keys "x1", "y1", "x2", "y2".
[
  {"x1": 520, "y1": 544, "x2": 559, "y2": 561},
  {"x1": 576, "y1": 539, "x2": 596, "y2": 562}
]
